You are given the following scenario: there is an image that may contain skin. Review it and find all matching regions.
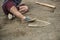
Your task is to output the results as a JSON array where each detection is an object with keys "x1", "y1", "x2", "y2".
[
  {"x1": 10, "y1": 5, "x2": 28, "y2": 21},
  {"x1": 19, "y1": 6, "x2": 29, "y2": 13}
]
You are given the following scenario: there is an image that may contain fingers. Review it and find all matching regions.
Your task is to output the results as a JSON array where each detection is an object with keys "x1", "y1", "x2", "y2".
[{"x1": 19, "y1": 6, "x2": 29, "y2": 13}]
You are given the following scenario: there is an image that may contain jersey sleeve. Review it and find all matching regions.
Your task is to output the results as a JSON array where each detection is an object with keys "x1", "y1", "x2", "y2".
[{"x1": 6, "y1": 1, "x2": 16, "y2": 11}]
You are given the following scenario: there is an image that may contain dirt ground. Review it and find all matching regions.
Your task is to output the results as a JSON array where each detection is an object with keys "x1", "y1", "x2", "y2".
[{"x1": 0, "y1": 0, "x2": 60, "y2": 40}]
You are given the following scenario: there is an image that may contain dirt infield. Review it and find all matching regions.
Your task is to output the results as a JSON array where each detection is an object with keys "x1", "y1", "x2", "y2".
[{"x1": 0, "y1": 0, "x2": 60, "y2": 40}]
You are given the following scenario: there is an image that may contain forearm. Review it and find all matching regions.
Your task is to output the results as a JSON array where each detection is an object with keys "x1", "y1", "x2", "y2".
[{"x1": 10, "y1": 6, "x2": 25, "y2": 19}]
